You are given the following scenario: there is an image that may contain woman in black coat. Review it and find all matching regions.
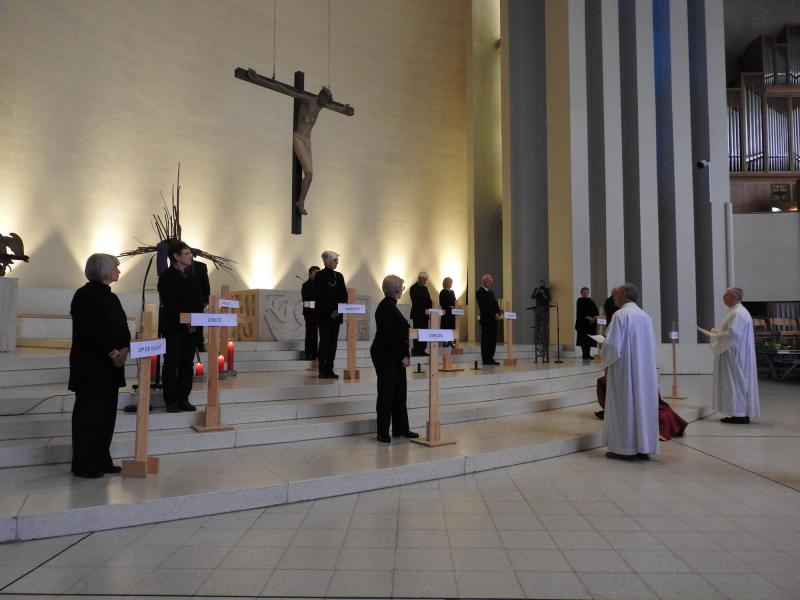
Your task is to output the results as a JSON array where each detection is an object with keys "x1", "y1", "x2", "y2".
[
  {"x1": 68, "y1": 253, "x2": 131, "y2": 477},
  {"x1": 439, "y1": 277, "x2": 456, "y2": 346},
  {"x1": 575, "y1": 286, "x2": 599, "y2": 360},
  {"x1": 370, "y1": 275, "x2": 419, "y2": 443}
]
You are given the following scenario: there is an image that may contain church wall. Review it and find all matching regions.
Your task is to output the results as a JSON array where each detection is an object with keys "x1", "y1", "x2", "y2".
[
  {"x1": 733, "y1": 214, "x2": 800, "y2": 302},
  {"x1": 0, "y1": 0, "x2": 468, "y2": 306}
]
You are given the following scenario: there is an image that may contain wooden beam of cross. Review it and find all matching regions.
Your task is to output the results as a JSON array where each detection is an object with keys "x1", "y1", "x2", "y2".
[
  {"x1": 234, "y1": 67, "x2": 354, "y2": 234},
  {"x1": 409, "y1": 311, "x2": 456, "y2": 447}
]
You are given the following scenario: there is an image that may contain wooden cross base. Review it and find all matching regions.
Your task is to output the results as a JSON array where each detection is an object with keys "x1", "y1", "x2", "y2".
[
  {"x1": 663, "y1": 391, "x2": 688, "y2": 400},
  {"x1": 344, "y1": 368, "x2": 360, "y2": 380},
  {"x1": 503, "y1": 357, "x2": 518, "y2": 366},
  {"x1": 410, "y1": 422, "x2": 457, "y2": 447},
  {"x1": 121, "y1": 456, "x2": 160, "y2": 478},
  {"x1": 192, "y1": 406, "x2": 234, "y2": 432},
  {"x1": 439, "y1": 354, "x2": 464, "y2": 372},
  {"x1": 451, "y1": 347, "x2": 464, "y2": 355}
]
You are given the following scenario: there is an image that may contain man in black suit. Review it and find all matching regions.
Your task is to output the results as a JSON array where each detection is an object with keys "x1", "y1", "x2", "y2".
[
  {"x1": 313, "y1": 251, "x2": 348, "y2": 378},
  {"x1": 603, "y1": 287, "x2": 619, "y2": 324},
  {"x1": 187, "y1": 252, "x2": 211, "y2": 352},
  {"x1": 301, "y1": 265, "x2": 320, "y2": 360},
  {"x1": 158, "y1": 240, "x2": 205, "y2": 412},
  {"x1": 409, "y1": 272, "x2": 433, "y2": 356},
  {"x1": 476, "y1": 273, "x2": 501, "y2": 365}
]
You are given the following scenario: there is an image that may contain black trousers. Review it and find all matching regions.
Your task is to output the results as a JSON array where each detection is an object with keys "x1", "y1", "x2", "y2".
[
  {"x1": 411, "y1": 316, "x2": 428, "y2": 354},
  {"x1": 162, "y1": 328, "x2": 197, "y2": 409},
  {"x1": 480, "y1": 320, "x2": 497, "y2": 362},
  {"x1": 304, "y1": 314, "x2": 318, "y2": 359},
  {"x1": 372, "y1": 355, "x2": 409, "y2": 437},
  {"x1": 72, "y1": 385, "x2": 119, "y2": 473},
  {"x1": 318, "y1": 318, "x2": 341, "y2": 374}
]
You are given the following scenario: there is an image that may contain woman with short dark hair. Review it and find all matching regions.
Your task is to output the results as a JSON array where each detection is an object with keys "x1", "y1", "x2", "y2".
[{"x1": 68, "y1": 253, "x2": 131, "y2": 477}]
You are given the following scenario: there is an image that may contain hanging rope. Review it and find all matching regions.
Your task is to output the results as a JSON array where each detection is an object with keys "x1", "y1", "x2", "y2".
[
  {"x1": 327, "y1": 0, "x2": 331, "y2": 88},
  {"x1": 272, "y1": 0, "x2": 277, "y2": 79}
]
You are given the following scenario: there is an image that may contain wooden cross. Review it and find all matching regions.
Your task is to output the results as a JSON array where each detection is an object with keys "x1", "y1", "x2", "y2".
[
  {"x1": 180, "y1": 295, "x2": 235, "y2": 432},
  {"x1": 502, "y1": 302, "x2": 517, "y2": 366},
  {"x1": 435, "y1": 308, "x2": 463, "y2": 373},
  {"x1": 593, "y1": 316, "x2": 606, "y2": 363},
  {"x1": 663, "y1": 321, "x2": 688, "y2": 399},
  {"x1": 451, "y1": 305, "x2": 465, "y2": 355},
  {"x1": 342, "y1": 288, "x2": 361, "y2": 381},
  {"x1": 409, "y1": 311, "x2": 456, "y2": 447},
  {"x1": 234, "y1": 67, "x2": 354, "y2": 235},
  {"x1": 121, "y1": 309, "x2": 161, "y2": 477}
]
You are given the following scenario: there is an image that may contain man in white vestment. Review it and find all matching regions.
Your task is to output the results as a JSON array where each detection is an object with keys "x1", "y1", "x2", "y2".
[
  {"x1": 702, "y1": 287, "x2": 759, "y2": 424},
  {"x1": 602, "y1": 283, "x2": 659, "y2": 460}
]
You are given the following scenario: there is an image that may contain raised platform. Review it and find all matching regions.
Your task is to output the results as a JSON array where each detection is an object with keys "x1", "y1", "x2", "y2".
[{"x1": 0, "y1": 343, "x2": 716, "y2": 542}]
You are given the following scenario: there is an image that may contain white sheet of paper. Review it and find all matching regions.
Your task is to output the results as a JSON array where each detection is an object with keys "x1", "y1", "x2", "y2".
[
  {"x1": 427, "y1": 308, "x2": 445, "y2": 315},
  {"x1": 696, "y1": 326, "x2": 712, "y2": 336},
  {"x1": 596, "y1": 317, "x2": 607, "y2": 326},
  {"x1": 190, "y1": 313, "x2": 237, "y2": 327},
  {"x1": 338, "y1": 303, "x2": 366, "y2": 314},
  {"x1": 588, "y1": 334, "x2": 606, "y2": 344},
  {"x1": 451, "y1": 308, "x2": 465, "y2": 316},
  {"x1": 669, "y1": 331, "x2": 679, "y2": 340},
  {"x1": 417, "y1": 329, "x2": 455, "y2": 342},
  {"x1": 218, "y1": 298, "x2": 240, "y2": 309},
  {"x1": 130, "y1": 338, "x2": 166, "y2": 358},
  {"x1": 504, "y1": 312, "x2": 517, "y2": 320}
]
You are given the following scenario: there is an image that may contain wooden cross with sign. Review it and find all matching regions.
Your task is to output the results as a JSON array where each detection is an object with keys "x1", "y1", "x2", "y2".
[
  {"x1": 409, "y1": 310, "x2": 456, "y2": 447},
  {"x1": 433, "y1": 308, "x2": 463, "y2": 373},
  {"x1": 339, "y1": 288, "x2": 365, "y2": 381},
  {"x1": 663, "y1": 321, "x2": 688, "y2": 400},
  {"x1": 180, "y1": 294, "x2": 236, "y2": 432},
  {"x1": 502, "y1": 302, "x2": 518, "y2": 366},
  {"x1": 234, "y1": 67, "x2": 354, "y2": 234},
  {"x1": 121, "y1": 309, "x2": 162, "y2": 477}
]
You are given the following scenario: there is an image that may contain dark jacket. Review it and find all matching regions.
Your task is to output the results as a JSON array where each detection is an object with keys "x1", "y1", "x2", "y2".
[
  {"x1": 575, "y1": 296, "x2": 599, "y2": 333},
  {"x1": 370, "y1": 297, "x2": 410, "y2": 360},
  {"x1": 603, "y1": 296, "x2": 618, "y2": 324},
  {"x1": 439, "y1": 288, "x2": 456, "y2": 314},
  {"x1": 532, "y1": 286, "x2": 551, "y2": 308},
  {"x1": 68, "y1": 281, "x2": 131, "y2": 392},
  {"x1": 313, "y1": 267, "x2": 348, "y2": 324},
  {"x1": 476, "y1": 286, "x2": 500, "y2": 324},
  {"x1": 409, "y1": 282, "x2": 433, "y2": 321},
  {"x1": 187, "y1": 259, "x2": 211, "y2": 306},
  {"x1": 301, "y1": 278, "x2": 315, "y2": 317},
  {"x1": 157, "y1": 266, "x2": 205, "y2": 336}
]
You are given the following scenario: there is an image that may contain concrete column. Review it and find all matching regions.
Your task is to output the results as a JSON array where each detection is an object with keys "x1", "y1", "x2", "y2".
[{"x1": 619, "y1": 0, "x2": 661, "y2": 326}]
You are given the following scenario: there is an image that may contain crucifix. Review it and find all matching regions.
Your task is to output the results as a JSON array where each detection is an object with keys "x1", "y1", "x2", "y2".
[{"x1": 234, "y1": 67, "x2": 355, "y2": 234}]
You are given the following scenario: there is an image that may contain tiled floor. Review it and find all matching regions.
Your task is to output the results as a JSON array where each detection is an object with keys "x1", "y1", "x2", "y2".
[{"x1": 0, "y1": 378, "x2": 798, "y2": 599}]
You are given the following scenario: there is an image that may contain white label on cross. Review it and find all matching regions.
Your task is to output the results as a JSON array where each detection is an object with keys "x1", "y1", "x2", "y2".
[
  {"x1": 427, "y1": 308, "x2": 445, "y2": 315},
  {"x1": 504, "y1": 312, "x2": 517, "y2": 320},
  {"x1": 219, "y1": 298, "x2": 240, "y2": 309},
  {"x1": 597, "y1": 318, "x2": 607, "y2": 326},
  {"x1": 670, "y1": 331, "x2": 679, "y2": 340},
  {"x1": 338, "y1": 303, "x2": 366, "y2": 314},
  {"x1": 304, "y1": 300, "x2": 315, "y2": 308},
  {"x1": 190, "y1": 313, "x2": 238, "y2": 327},
  {"x1": 451, "y1": 308, "x2": 465, "y2": 316},
  {"x1": 130, "y1": 338, "x2": 166, "y2": 358},
  {"x1": 418, "y1": 329, "x2": 455, "y2": 342}
]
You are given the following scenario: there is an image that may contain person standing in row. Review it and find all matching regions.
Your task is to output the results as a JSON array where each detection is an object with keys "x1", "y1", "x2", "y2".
[
  {"x1": 158, "y1": 240, "x2": 205, "y2": 413},
  {"x1": 531, "y1": 279, "x2": 551, "y2": 338},
  {"x1": 371, "y1": 275, "x2": 418, "y2": 443},
  {"x1": 68, "y1": 253, "x2": 131, "y2": 478},
  {"x1": 439, "y1": 277, "x2": 456, "y2": 346},
  {"x1": 301, "y1": 265, "x2": 320, "y2": 360},
  {"x1": 603, "y1": 287, "x2": 619, "y2": 324},
  {"x1": 314, "y1": 251, "x2": 348, "y2": 379},
  {"x1": 409, "y1": 272, "x2": 433, "y2": 356},
  {"x1": 476, "y1": 273, "x2": 501, "y2": 365},
  {"x1": 575, "y1": 287, "x2": 599, "y2": 360},
  {"x1": 186, "y1": 250, "x2": 210, "y2": 352}
]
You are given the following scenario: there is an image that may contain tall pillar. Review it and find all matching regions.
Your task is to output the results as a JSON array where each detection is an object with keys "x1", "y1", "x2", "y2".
[
  {"x1": 653, "y1": 0, "x2": 697, "y2": 341},
  {"x1": 619, "y1": 0, "x2": 661, "y2": 325}
]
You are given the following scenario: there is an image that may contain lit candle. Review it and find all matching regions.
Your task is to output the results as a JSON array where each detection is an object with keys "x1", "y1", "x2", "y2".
[
  {"x1": 150, "y1": 355, "x2": 157, "y2": 383},
  {"x1": 227, "y1": 340, "x2": 235, "y2": 371},
  {"x1": 195, "y1": 362, "x2": 204, "y2": 376},
  {"x1": 217, "y1": 354, "x2": 225, "y2": 373}
]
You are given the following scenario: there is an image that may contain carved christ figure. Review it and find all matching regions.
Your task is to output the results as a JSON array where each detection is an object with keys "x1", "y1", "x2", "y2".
[{"x1": 235, "y1": 68, "x2": 354, "y2": 216}]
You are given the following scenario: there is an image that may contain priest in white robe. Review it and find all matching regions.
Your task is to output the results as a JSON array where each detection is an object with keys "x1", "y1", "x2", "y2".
[
  {"x1": 602, "y1": 283, "x2": 659, "y2": 460},
  {"x1": 702, "y1": 287, "x2": 759, "y2": 424}
]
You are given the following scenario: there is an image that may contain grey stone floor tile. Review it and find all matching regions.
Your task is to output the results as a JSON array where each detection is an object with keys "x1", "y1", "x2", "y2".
[
  {"x1": 219, "y1": 545, "x2": 285, "y2": 569},
  {"x1": 652, "y1": 531, "x2": 722, "y2": 550},
  {"x1": 507, "y1": 548, "x2": 572, "y2": 572},
  {"x1": 730, "y1": 550, "x2": 800, "y2": 573},
  {"x1": 448, "y1": 529, "x2": 503, "y2": 548},
  {"x1": 753, "y1": 530, "x2": 800, "y2": 551},
  {"x1": 573, "y1": 501, "x2": 626, "y2": 516},
  {"x1": 131, "y1": 525, "x2": 198, "y2": 546},
  {"x1": 600, "y1": 530, "x2": 667, "y2": 550},
  {"x1": 635, "y1": 515, "x2": 695, "y2": 532},
  {"x1": 0, "y1": 542, "x2": 74, "y2": 567},
  {"x1": 349, "y1": 512, "x2": 398, "y2": 529},
  {"x1": 183, "y1": 526, "x2": 247, "y2": 547},
  {"x1": 343, "y1": 527, "x2": 397, "y2": 548},
  {"x1": 396, "y1": 529, "x2": 450, "y2": 548},
  {"x1": 309, "y1": 496, "x2": 358, "y2": 514},
  {"x1": 131, "y1": 567, "x2": 211, "y2": 595},
  {"x1": 201, "y1": 508, "x2": 263, "y2": 529},
  {"x1": 277, "y1": 546, "x2": 340, "y2": 570},
  {"x1": 550, "y1": 529, "x2": 611, "y2": 550},
  {"x1": 492, "y1": 514, "x2": 545, "y2": 530},
  {"x1": 291, "y1": 527, "x2": 346, "y2": 547},
  {"x1": 398, "y1": 513, "x2": 446, "y2": 529},
  {"x1": 578, "y1": 572, "x2": 659, "y2": 599},
  {"x1": 0, "y1": 566, "x2": 30, "y2": 588},
  {"x1": 399, "y1": 499, "x2": 444, "y2": 515},
  {"x1": 251, "y1": 512, "x2": 305, "y2": 529},
  {"x1": 337, "y1": 547, "x2": 396, "y2": 570},
  {"x1": 164, "y1": 544, "x2": 231, "y2": 569},
  {"x1": 262, "y1": 568, "x2": 333, "y2": 597},
  {"x1": 640, "y1": 573, "x2": 727, "y2": 600},
  {"x1": 517, "y1": 571, "x2": 592, "y2": 599},
  {"x1": 702, "y1": 572, "x2": 792, "y2": 600},
  {"x1": 675, "y1": 549, "x2": 752, "y2": 573},
  {"x1": 395, "y1": 547, "x2": 454, "y2": 571},
  {"x1": 455, "y1": 570, "x2": 524, "y2": 598},
  {"x1": 235, "y1": 527, "x2": 296, "y2": 547},
  {"x1": 327, "y1": 569, "x2": 393, "y2": 598},
  {"x1": 451, "y1": 547, "x2": 513, "y2": 571},
  {"x1": 445, "y1": 513, "x2": 496, "y2": 530},
  {"x1": 530, "y1": 501, "x2": 581, "y2": 516},
  {"x1": 197, "y1": 567, "x2": 272, "y2": 596},
  {"x1": 393, "y1": 569, "x2": 458, "y2": 598},
  {"x1": 499, "y1": 529, "x2": 557, "y2": 549},
  {"x1": 539, "y1": 515, "x2": 594, "y2": 530},
  {"x1": 104, "y1": 544, "x2": 177, "y2": 568},
  {"x1": 563, "y1": 549, "x2": 632, "y2": 573},
  {"x1": 588, "y1": 514, "x2": 644, "y2": 531},
  {"x1": 486, "y1": 500, "x2": 534, "y2": 515},
  {"x1": 619, "y1": 549, "x2": 693, "y2": 573},
  {"x1": 4, "y1": 567, "x2": 91, "y2": 594},
  {"x1": 442, "y1": 500, "x2": 488, "y2": 515},
  {"x1": 301, "y1": 512, "x2": 352, "y2": 529},
  {"x1": 82, "y1": 526, "x2": 151, "y2": 545},
  {"x1": 46, "y1": 543, "x2": 123, "y2": 567},
  {"x1": 763, "y1": 572, "x2": 800, "y2": 597},
  {"x1": 65, "y1": 567, "x2": 155, "y2": 595}
]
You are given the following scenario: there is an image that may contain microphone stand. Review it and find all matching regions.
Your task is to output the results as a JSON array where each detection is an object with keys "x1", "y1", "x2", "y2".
[{"x1": 550, "y1": 304, "x2": 562, "y2": 363}]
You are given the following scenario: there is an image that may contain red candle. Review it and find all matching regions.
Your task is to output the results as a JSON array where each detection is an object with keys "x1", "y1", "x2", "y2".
[
  {"x1": 218, "y1": 354, "x2": 225, "y2": 373},
  {"x1": 227, "y1": 340, "x2": 235, "y2": 371},
  {"x1": 150, "y1": 355, "x2": 157, "y2": 382},
  {"x1": 195, "y1": 362, "x2": 204, "y2": 376}
]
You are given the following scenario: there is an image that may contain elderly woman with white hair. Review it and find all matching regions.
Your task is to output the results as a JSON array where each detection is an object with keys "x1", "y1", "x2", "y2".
[
  {"x1": 313, "y1": 250, "x2": 348, "y2": 378},
  {"x1": 370, "y1": 275, "x2": 418, "y2": 443},
  {"x1": 68, "y1": 253, "x2": 131, "y2": 478}
]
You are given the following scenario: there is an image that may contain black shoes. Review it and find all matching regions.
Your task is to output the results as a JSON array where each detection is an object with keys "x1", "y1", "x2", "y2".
[
  {"x1": 636, "y1": 453, "x2": 650, "y2": 460},
  {"x1": 412, "y1": 351, "x2": 429, "y2": 357},
  {"x1": 166, "y1": 404, "x2": 182, "y2": 413},
  {"x1": 319, "y1": 371, "x2": 339, "y2": 379},
  {"x1": 605, "y1": 452, "x2": 636, "y2": 461},
  {"x1": 595, "y1": 410, "x2": 605, "y2": 420},
  {"x1": 73, "y1": 471, "x2": 103, "y2": 478},
  {"x1": 483, "y1": 360, "x2": 500, "y2": 366},
  {"x1": 181, "y1": 401, "x2": 197, "y2": 412},
  {"x1": 103, "y1": 465, "x2": 122, "y2": 474},
  {"x1": 392, "y1": 431, "x2": 420, "y2": 439},
  {"x1": 377, "y1": 434, "x2": 391, "y2": 444},
  {"x1": 720, "y1": 416, "x2": 750, "y2": 424}
]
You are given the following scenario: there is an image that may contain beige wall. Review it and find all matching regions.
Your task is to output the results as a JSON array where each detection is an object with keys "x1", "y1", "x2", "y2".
[{"x1": 0, "y1": 0, "x2": 468, "y2": 303}]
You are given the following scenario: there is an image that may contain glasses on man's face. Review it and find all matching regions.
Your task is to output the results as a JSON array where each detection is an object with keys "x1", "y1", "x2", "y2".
[{"x1": 180, "y1": 250, "x2": 192, "y2": 256}]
